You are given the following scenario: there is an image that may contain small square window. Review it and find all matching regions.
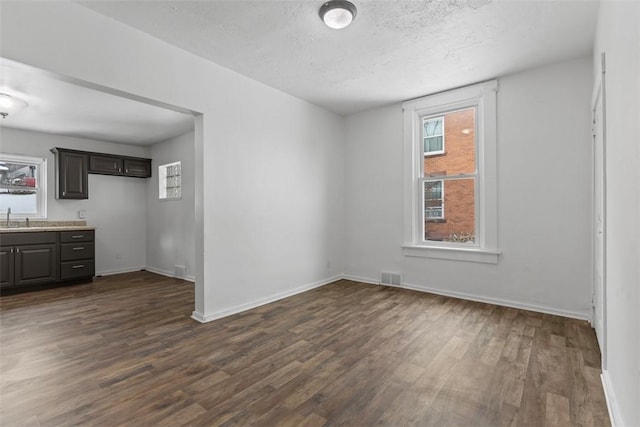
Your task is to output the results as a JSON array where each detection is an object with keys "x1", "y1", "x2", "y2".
[{"x1": 158, "y1": 161, "x2": 181, "y2": 200}]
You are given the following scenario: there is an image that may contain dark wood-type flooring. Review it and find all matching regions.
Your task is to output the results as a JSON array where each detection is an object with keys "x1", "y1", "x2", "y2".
[{"x1": 1, "y1": 271, "x2": 610, "y2": 426}]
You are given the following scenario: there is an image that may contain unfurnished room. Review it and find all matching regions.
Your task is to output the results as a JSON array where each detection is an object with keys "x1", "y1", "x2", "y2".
[{"x1": 0, "y1": 1, "x2": 638, "y2": 426}]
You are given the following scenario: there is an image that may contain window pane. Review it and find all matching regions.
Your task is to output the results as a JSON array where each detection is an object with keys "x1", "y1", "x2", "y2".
[
  {"x1": 423, "y1": 117, "x2": 442, "y2": 137},
  {"x1": 424, "y1": 108, "x2": 475, "y2": 176},
  {"x1": 0, "y1": 155, "x2": 45, "y2": 217},
  {"x1": 424, "y1": 136, "x2": 443, "y2": 153},
  {"x1": 0, "y1": 160, "x2": 38, "y2": 188},
  {"x1": 0, "y1": 193, "x2": 38, "y2": 214},
  {"x1": 424, "y1": 178, "x2": 475, "y2": 243}
]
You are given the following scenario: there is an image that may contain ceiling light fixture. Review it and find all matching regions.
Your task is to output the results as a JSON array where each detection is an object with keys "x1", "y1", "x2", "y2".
[
  {"x1": 0, "y1": 93, "x2": 28, "y2": 119},
  {"x1": 319, "y1": 0, "x2": 357, "y2": 29}
]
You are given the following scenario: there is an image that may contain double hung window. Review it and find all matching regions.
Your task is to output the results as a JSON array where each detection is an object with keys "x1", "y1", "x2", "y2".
[{"x1": 403, "y1": 80, "x2": 499, "y2": 263}]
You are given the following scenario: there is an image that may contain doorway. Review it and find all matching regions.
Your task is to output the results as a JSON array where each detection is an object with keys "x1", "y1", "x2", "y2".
[{"x1": 591, "y1": 52, "x2": 607, "y2": 369}]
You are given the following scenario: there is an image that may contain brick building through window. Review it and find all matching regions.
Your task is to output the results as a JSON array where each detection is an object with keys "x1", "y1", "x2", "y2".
[{"x1": 423, "y1": 108, "x2": 475, "y2": 242}]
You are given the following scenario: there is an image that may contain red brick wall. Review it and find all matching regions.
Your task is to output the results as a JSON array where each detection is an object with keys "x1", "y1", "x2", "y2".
[{"x1": 424, "y1": 108, "x2": 476, "y2": 242}]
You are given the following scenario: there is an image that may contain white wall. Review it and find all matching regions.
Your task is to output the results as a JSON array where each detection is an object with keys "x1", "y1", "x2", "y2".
[
  {"x1": 594, "y1": 2, "x2": 640, "y2": 426},
  {"x1": 0, "y1": 127, "x2": 149, "y2": 275},
  {"x1": 345, "y1": 56, "x2": 594, "y2": 318},
  {"x1": 0, "y1": 1, "x2": 346, "y2": 320},
  {"x1": 146, "y1": 131, "x2": 195, "y2": 281}
]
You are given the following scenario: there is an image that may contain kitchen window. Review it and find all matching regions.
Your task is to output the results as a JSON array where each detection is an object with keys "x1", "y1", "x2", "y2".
[
  {"x1": 159, "y1": 161, "x2": 181, "y2": 200},
  {"x1": 402, "y1": 80, "x2": 499, "y2": 263},
  {"x1": 0, "y1": 153, "x2": 47, "y2": 219}
]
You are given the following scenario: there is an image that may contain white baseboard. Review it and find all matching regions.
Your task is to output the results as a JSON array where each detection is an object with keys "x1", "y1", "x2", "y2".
[
  {"x1": 342, "y1": 274, "x2": 380, "y2": 286},
  {"x1": 96, "y1": 266, "x2": 146, "y2": 276},
  {"x1": 601, "y1": 370, "x2": 619, "y2": 427},
  {"x1": 191, "y1": 274, "x2": 343, "y2": 323},
  {"x1": 342, "y1": 274, "x2": 591, "y2": 321},
  {"x1": 144, "y1": 265, "x2": 195, "y2": 283}
]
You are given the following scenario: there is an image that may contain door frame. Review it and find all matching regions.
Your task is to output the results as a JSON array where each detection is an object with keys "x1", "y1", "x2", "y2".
[{"x1": 590, "y1": 52, "x2": 607, "y2": 370}]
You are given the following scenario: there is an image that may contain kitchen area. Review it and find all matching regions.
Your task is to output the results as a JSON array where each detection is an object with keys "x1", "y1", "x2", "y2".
[{"x1": 0, "y1": 57, "x2": 196, "y2": 292}]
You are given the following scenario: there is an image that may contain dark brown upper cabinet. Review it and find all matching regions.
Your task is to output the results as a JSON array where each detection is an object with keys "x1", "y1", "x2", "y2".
[
  {"x1": 53, "y1": 148, "x2": 89, "y2": 199},
  {"x1": 123, "y1": 158, "x2": 152, "y2": 178},
  {"x1": 52, "y1": 148, "x2": 151, "y2": 200},
  {"x1": 88, "y1": 153, "x2": 151, "y2": 178},
  {"x1": 89, "y1": 154, "x2": 123, "y2": 175}
]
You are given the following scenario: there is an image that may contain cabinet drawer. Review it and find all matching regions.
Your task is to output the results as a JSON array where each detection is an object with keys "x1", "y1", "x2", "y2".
[
  {"x1": 60, "y1": 242, "x2": 95, "y2": 261},
  {"x1": 0, "y1": 232, "x2": 57, "y2": 246},
  {"x1": 60, "y1": 230, "x2": 94, "y2": 243},
  {"x1": 61, "y1": 260, "x2": 95, "y2": 280}
]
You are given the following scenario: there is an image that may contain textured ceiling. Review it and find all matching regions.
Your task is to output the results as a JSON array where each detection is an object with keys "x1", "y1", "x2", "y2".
[
  {"x1": 0, "y1": 58, "x2": 194, "y2": 145},
  {"x1": 79, "y1": 0, "x2": 599, "y2": 115}
]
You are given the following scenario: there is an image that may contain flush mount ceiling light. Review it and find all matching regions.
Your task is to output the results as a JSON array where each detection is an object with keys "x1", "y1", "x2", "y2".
[
  {"x1": 0, "y1": 93, "x2": 28, "y2": 119},
  {"x1": 319, "y1": 0, "x2": 357, "y2": 29}
]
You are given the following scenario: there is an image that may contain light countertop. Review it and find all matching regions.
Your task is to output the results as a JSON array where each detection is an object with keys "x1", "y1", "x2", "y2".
[{"x1": 0, "y1": 221, "x2": 95, "y2": 234}]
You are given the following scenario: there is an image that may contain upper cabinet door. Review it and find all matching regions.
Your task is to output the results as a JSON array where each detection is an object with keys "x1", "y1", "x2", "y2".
[
  {"x1": 58, "y1": 150, "x2": 88, "y2": 199},
  {"x1": 88, "y1": 154, "x2": 123, "y2": 175},
  {"x1": 123, "y1": 158, "x2": 152, "y2": 178}
]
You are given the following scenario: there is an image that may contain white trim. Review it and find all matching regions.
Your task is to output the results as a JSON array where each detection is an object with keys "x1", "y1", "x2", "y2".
[
  {"x1": 396, "y1": 280, "x2": 590, "y2": 320},
  {"x1": 403, "y1": 244, "x2": 500, "y2": 264},
  {"x1": 403, "y1": 80, "x2": 498, "y2": 262},
  {"x1": 190, "y1": 274, "x2": 343, "y2": 323},
  {"x1": 342, "y1": 274, "x2": 380, "y2": 285},
  {"x1": 95, "y1": 266, "x2": 146, "y2": 276},
  {"x1": 342, "y1": 273, "x2": 590, "y2": 321},
  {"x1": 590, "y1": 51, "x2": 608, "y2": 370},
  {"x1": 145, "y1": 265, "x2": 195, "y2": 282},
  {"x1": 600, "y1": 371, "x2": 618, "y2": 427}
]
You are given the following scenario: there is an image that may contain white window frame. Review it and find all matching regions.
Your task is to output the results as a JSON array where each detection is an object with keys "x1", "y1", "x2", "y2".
[
  {"x1": 158, "y1": 161, "x2": 182, "y2": 201},
  {"x1": 424, "y1": 179, "x2": 444, "y2": 220},
  {"x1": 403, "y1": 80, "x2": 499, "y2": 263},
  {"x1": 0, "y1": 153, "x2": 47, "y2": 219},
  {"x1": 423, "y1": 116, "x2": 445, "y2": 156}
]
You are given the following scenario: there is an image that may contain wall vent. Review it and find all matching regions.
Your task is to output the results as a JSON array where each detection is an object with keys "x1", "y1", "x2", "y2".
[
  {"x1": 174, "y1": 265, "x2": 187, "y2": 279},
  {"x1": 380, "y1": 271, "x2": 402, "y2": 286}
]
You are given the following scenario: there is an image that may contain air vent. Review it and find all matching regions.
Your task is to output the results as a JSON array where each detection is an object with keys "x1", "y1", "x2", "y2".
[{"x1": 380, "y1": 271, "x2": 402, "y2": 286}]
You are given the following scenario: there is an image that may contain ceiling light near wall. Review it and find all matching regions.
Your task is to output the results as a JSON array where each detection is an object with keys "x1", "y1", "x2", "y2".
[
  {"x1": 0, "y1": 93, "x2": 28, "y2": 119},
  {"x1": 319, "y1": 0, "x2": 357, "y2": 29}
]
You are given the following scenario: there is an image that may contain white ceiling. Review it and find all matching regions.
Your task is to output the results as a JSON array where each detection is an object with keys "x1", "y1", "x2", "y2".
[
  {"x1": 79, "y1": 0, "x2": 599, "y2": 115},
  {"x1": 0, "y1": 1, "x2": 599, "y2": 146},
  {"x1": 0, "y1": 58, "x2": 194, "y2": 146}
]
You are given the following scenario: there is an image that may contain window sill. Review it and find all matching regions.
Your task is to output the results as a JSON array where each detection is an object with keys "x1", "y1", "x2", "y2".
[{"x1": 402, "y1": 245, "x2": 500, "y2": 264}]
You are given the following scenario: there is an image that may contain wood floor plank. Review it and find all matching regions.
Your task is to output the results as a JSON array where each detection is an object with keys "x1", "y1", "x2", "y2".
[{"x1": 0, "y1": 271, "x2": 610, "y2": 426}]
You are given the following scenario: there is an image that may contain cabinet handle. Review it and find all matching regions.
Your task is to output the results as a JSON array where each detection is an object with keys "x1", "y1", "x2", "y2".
[
  {"x1": 10, "y1": 248, "x2": 14, "y2": 254},
  {"x1": 71, "y1": 235, "x2": 84, "y2": 239},
  {"x1": 72, "y1": 265, "x2": 85, "y2": 269},
  {"x1": 125, "y1": 169, "x2": 129, "y2": 173},
  {"x1": 118, "y1": 168, "x2": 122, "y2": 172},
  {"x1": 72, "y1": 247, "x2": 85, "y2": 251},
  {"x1": 63, "y1": 191, "x2": 66, "y2": 196},
  {"x1": 15, "y1": 248, "x2": 19, "y2": 253}
]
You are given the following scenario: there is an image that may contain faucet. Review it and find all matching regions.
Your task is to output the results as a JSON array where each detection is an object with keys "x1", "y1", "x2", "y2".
[
  {"x1": 26, "y1": 217, "x2": 29, "y2": 228},
  {"x1": 6, "y1": 207, "x2": 10, "y2": 226}
]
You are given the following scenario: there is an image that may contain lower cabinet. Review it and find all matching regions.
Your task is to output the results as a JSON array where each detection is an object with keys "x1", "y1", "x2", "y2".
[
  {"x1": 0, "y1": 230, "x2": 95, "y2": 290},
  {"x1": 14, "y1": 243, "x2": 58, "y2": 286}
]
